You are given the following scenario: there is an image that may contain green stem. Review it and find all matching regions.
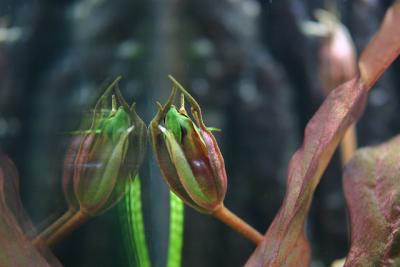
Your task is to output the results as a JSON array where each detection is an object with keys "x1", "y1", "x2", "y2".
[
  {"x1": 119, "y1": 176, "x2": 151, "y2": 267},
  {"x1": 167, "y1": 192, "x2": 184, "y2": 267}
]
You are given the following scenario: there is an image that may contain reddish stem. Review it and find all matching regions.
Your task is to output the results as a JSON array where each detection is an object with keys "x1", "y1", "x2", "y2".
[
  {"x1": 212, "y1": 205, "x2": 263, "y2": 245},
  {"x1": 32, "y1": 208, "x2": 76, "y2": 247},
  {"x1": 45, "y1": 209, "x2": 90, "y2": 248}
]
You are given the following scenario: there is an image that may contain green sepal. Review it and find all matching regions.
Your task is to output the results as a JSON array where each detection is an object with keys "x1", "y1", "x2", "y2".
[{"x1": 160, "y1": 126, "x2": 212, "y2": 209}]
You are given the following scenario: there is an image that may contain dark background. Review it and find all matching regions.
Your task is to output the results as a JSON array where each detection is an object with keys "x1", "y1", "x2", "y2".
[{"x1": 0, "y1": 0, "x2": 399, "y2": 266}]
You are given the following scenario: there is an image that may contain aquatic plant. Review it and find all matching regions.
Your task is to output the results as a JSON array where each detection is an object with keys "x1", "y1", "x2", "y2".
[
  {"x1": 246, "y1": 2, "x2": 400, "y2": 266},
  {"x1": 0, "y1": 1, "x2": 399, "y2": 267}
]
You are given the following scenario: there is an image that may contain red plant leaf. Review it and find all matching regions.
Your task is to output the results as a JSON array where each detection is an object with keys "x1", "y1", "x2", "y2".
[
  {"x1": 359, "y1": 1, "x2": 400, "y2": 89},
  {"x1": 246, "y1": 76, "x2": 368, "y2": 267},
  {"x1": 0, "y1": 152, "x2": 62, "y2": 267},
  {"x1": 246, "y1": 3, "x2": 400, "y2": 266},
  {"x1": 343, "y1": 136, "x2": 400, "y2": 266}
]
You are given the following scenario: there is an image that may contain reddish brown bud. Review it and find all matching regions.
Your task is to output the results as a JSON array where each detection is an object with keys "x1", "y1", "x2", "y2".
[{"x1": 149, "y1": 76, "x2": 227, "y2": 213}]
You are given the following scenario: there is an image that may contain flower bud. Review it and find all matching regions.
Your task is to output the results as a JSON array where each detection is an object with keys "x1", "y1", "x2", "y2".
[
  {"x1": 63, "y1": 78, "x2": 147, "y2": 215},
  {"x1": 149, "y1": 76, "x2": 227, "y2": 213}
]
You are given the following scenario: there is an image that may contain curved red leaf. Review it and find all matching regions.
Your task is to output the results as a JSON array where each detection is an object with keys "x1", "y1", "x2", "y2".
[{"x1": 246, "y1": 77, "x2": 368, "y2": 267}]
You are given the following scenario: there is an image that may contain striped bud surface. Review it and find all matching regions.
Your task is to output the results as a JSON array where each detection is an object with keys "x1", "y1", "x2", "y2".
[
  {"x1": 62, "y1": 79, "x2": 147, "y2": 215},
  {"x1": 150, "y1": 78, "x2": 227, "y2": 213}
]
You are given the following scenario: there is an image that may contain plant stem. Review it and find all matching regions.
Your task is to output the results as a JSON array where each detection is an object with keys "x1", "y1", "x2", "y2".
[
  {"x1": 340, "y1": 124, "x2": 357, "y2": 166},
  {"x1": 45, "y1": 209, "x2": 90, "y2": 248},
  {"x1": 119, "y1": 177, "x2": 151, "y2": 267},
  {"x1": 212, "y1": 205, "x2": 263, "y2": 245},
  {"x1": 32, "y1": 208, "x2": 76, "y2": 246},
  {"x1": 167, "y1": 192, "x2": 184, "y2": 267}
]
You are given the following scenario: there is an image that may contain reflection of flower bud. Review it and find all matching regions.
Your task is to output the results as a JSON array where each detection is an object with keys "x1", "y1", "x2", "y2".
[
  {"x1": 63, "y1": 79, "x2": 147, "y2": 215},
  {"x1": 150, "y1": 77, "x2": 227, "y2": 213}
]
